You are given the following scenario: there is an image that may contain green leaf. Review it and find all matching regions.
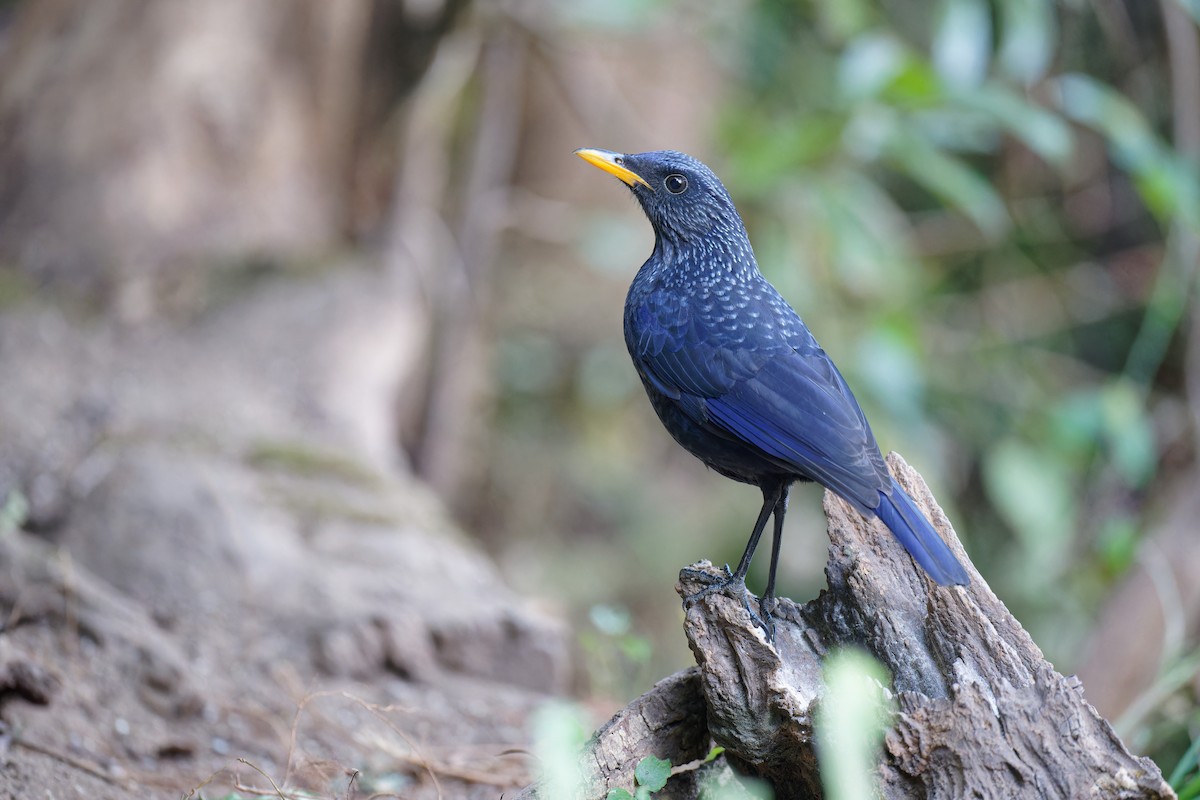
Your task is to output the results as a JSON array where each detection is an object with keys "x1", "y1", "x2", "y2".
[
  {"x1": 837, "y1": 32, "x2": 942, "y2": 107},
  {"x1": 811, "y1": 172, "x2": 916, "y2": 299},
  {"x1": 589, "y1": 604, "x2": 632, "y2": 636},
  {"x1": 698, "y1": 770, "x2": 775, "y2": 799},
  {"x1": 816, "y1": 649, "x2": 893, "y2": 800},
  {"x1": 960, "y1": 86, "x2": 1074, "y2": 168},
  {"x1": 982, "y1": 439, "x2": 1077, "y2": 576},
  {"x1": 1052, "y1": 73, "x2": 1200, "y2": 225},
  {"x1": 618, "y1": 635, "x2": 653, "y2": 664},
  {"x1": 606, "y1": 789, "x2": 636, "y2": 800},
  {"x1": 1100, "y1": 381, "x2": 1156, "y2": 487},
  {"x1": 1179, "y1": 773, "x2": 1200, "y2": 800},
  {"x1": 997, "y1": 0, "x2": 1055, "y2": 85},
  {"x1": 883, "y1": 132, "x2": 1010, "y2": 239},
  {"x1": 932, "y1": 0, "x2": 992, "y2": 90},
  {"x1": 726, "y1": 117, "x2": 846, "y2": 191},
  {"x1": 1169, "y1": 734, "x2": 1200, "y2": 788},
  {"x1": 1055, "y1": 74, "x2": 1159, "y2": 167},
  {"x1": 0, "y1": 489, "x2": 29, "y2": 535},
  {"x1": 1096, "y1": 517, "x2": 1138, "y2": 574},
  {"x1": 1049, "y1": 391, "x2": 1104, "y2": 453},
  {"x1": 855, "y1": 327, "x2": 925, "y2": 423},
  {"x1": 704, "y1": 745, "x2": 726, "y2": 763},
  {"x1": 882, "y1": 60, "x2": 944, "y2": 105},
  {"x1": 634, "y1": 755, "x2": 672, "y2": 792},
  {"x1": 838, "y1": 32, "x2": 908, "y2": 100},
  {"x1": 817, "y1": 0, "x2": 873, "y2": 41},
  {"x1": 532, "y1": 701, "x2": 591, "y2": 798}
]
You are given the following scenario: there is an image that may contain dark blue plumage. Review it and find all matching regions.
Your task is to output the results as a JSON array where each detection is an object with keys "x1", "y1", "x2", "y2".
[{"x1": 575, "y1": 147, "x2": 969, "y2": 634}]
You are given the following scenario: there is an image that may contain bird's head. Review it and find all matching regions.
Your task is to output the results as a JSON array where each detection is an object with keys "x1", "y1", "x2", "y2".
[{"x1": 575, "y1": 148, "x2": 747, "y2": 249}]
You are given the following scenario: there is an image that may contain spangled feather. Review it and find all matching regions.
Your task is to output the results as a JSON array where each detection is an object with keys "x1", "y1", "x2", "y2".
[{"x1": 629, "y1": 290, "x2": 891, "y2": 512}]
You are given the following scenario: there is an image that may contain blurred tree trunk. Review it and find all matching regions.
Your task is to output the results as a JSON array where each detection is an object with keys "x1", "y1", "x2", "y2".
[
  {"x1": 0, "y1": 0, "x2": 465, "y2": 320},
  {"x1": 395, "y1": 23, "x2": 528, "y2": 505}
]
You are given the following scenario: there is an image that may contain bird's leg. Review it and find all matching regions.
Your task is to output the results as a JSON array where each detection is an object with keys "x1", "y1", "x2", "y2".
[
  {"x1": 683, "y1": 483, "x2": 784, "y2": 633},
  {"x1": 758, "y1": 483, "x2": 791, "y2": 641}
]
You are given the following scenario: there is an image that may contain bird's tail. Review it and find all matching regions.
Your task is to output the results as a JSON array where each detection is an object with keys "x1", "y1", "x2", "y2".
[{"x1": 874, "y1": 479, "x2": 969, "y2": 586}]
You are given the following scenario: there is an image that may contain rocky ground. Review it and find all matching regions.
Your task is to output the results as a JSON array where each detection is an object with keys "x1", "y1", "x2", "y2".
[{"x1": 0, "y1": 264, "x2": 570, "y2": 799}]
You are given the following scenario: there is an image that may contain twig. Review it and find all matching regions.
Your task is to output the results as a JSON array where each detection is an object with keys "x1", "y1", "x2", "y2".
[
  {"x1": 16, "y1": 737, "x2": 128, "y2": 788},
  {"x1": 379, "y1": 745, "x2": 528, "y2": 788},
  {"x1": 281, "y1": 678, "x2": 321, "y2": 786},
  {"x1": 279, "y1": 688, "x2": 445, "y2": 800},
  {"x1": 669, "y1": 749, "x2": 722, "y2": 778},
  {"x1": 333, "y1": 691, "x2": 445, "y2": 800},
  {"x1": 236, "y1": 757, "x2": 289, "y2": 800},
  {"x1": 181, "y1": 764, "x2": 225, "y2": 799},
  {"x1": 182, "y1": 757, "x2": 338, "y2": 800}
]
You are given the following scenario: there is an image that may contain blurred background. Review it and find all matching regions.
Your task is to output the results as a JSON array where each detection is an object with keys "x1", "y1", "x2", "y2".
[{"x1": 2, "y1": 0, "x2": 1198, "y2": 786}]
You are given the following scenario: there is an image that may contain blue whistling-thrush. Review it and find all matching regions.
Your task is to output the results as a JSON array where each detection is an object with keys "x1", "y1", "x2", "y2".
[{"x1": 575, "y1": 148, "x2": 969, "y2": 635}]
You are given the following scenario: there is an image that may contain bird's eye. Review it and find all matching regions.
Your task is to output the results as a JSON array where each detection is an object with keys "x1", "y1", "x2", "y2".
[{"x1": 664, "y1": 174, "x2": 688, "y2": 194}]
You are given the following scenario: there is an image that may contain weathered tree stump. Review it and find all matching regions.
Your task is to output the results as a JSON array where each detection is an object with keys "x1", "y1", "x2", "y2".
[{"x1": 546, "y1": 453, "x2": 1175, "y2": 800}]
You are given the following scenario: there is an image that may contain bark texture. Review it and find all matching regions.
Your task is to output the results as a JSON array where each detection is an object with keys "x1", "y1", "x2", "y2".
[
  {"x1": 550, "y1": 453, "x2": 1175, "y2": 800},
  {"x1": 583, "y1": 669, "x2": 710, "y2": 793}
]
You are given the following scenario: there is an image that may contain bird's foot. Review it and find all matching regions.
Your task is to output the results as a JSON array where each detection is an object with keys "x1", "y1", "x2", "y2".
[
  {"x1": 682, "y1": 566, "x2": 777, "y2": 643},
  {"x1": 756, "y1": 595, "x2": 778, "y2": 643},
  {"x1": 681, "y1": 563, "x2": 739, "y2": 608}
]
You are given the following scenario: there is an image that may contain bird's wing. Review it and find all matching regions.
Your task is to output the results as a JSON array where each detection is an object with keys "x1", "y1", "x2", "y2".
[
  {"x1": 703, "y1": 352, "x2": 890, "y2": 511},
  {"x1": 628, "y1": 287, "x2": 773, "y2": 397},
  {"x1": 631, "y1": 293, "x2": 889, "y2": 510}
]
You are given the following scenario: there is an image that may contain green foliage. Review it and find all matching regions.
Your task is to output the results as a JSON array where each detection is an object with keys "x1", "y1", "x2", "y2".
[
  {"x1": 532, "y1": 700, "x2": 592, "y2": 798},
  {"x1": 0, "y1": 489, "x2": 28, "y2": 536},
  {"x1": 603, "y1": 754, "x2": 689, "y2": 799},
  {"x1": 603, "y1": 747, "x2": 744, "y2": 798},
  {"x1": 710, "y1": 0, "x2": 1197, "y2": 677},
  {"x1": 491, "y1": 0, "x2": 1200, "y2": 784},
  {"x1": 816, "y1": 649, "x2": 893, "y2": 800},
  {"x1": 1054, "y1": 74, "x2": 1200, "y2": 228},
  {"x1": 983, "y1": 437, "x2": 1076, "y2": 582},
  {"x1": 579, "y1": 604, "x2": 655, "y2": 701},
  {"x1": 1171, "y1": 735, "x2": 1200, "y2": 799},
  {"x1": 698, "y1": 768, "x2": 775, "y2": 800},
  {"x1": 1119, "y1": 649, "x2": 1200, "y2": 743},
  {"x1": 634, "y1": 754, "x2": 672, "y2": 792},
  {"x1": 606, "y1": 754, "x2": 673, "y2": 799},
  {"x1": 529, "y1": 704, "x2": 694, "y2": 800}
]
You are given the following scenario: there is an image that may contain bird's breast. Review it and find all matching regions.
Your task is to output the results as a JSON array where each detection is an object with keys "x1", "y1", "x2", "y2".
[{"x1": 626, "y1": 283, "x2": 804, "y2": 359}]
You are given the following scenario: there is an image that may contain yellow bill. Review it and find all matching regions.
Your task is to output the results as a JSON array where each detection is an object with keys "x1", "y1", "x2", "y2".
[{"x1": 574, "y1": 148, "x2": 651, "y2": 189}]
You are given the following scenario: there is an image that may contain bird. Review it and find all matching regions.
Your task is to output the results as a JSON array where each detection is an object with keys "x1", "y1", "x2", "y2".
[{"x1": 574, "y1": 147, "x2": 969, "y2": 636}]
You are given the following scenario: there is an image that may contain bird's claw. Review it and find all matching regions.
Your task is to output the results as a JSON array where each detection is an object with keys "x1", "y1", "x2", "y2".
[
  {"x1": 755, "y1": 596, "x2": 778, "y2": 643},
  {"x1": 682, "y1": 572, "x2": 779, "y2": 643},
  {"x1": 681, "y1": 568, "x2": 744, "y2": 609},
  {"x1": 680, "y1": 564, "x2": 734, "y2": 605}
]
